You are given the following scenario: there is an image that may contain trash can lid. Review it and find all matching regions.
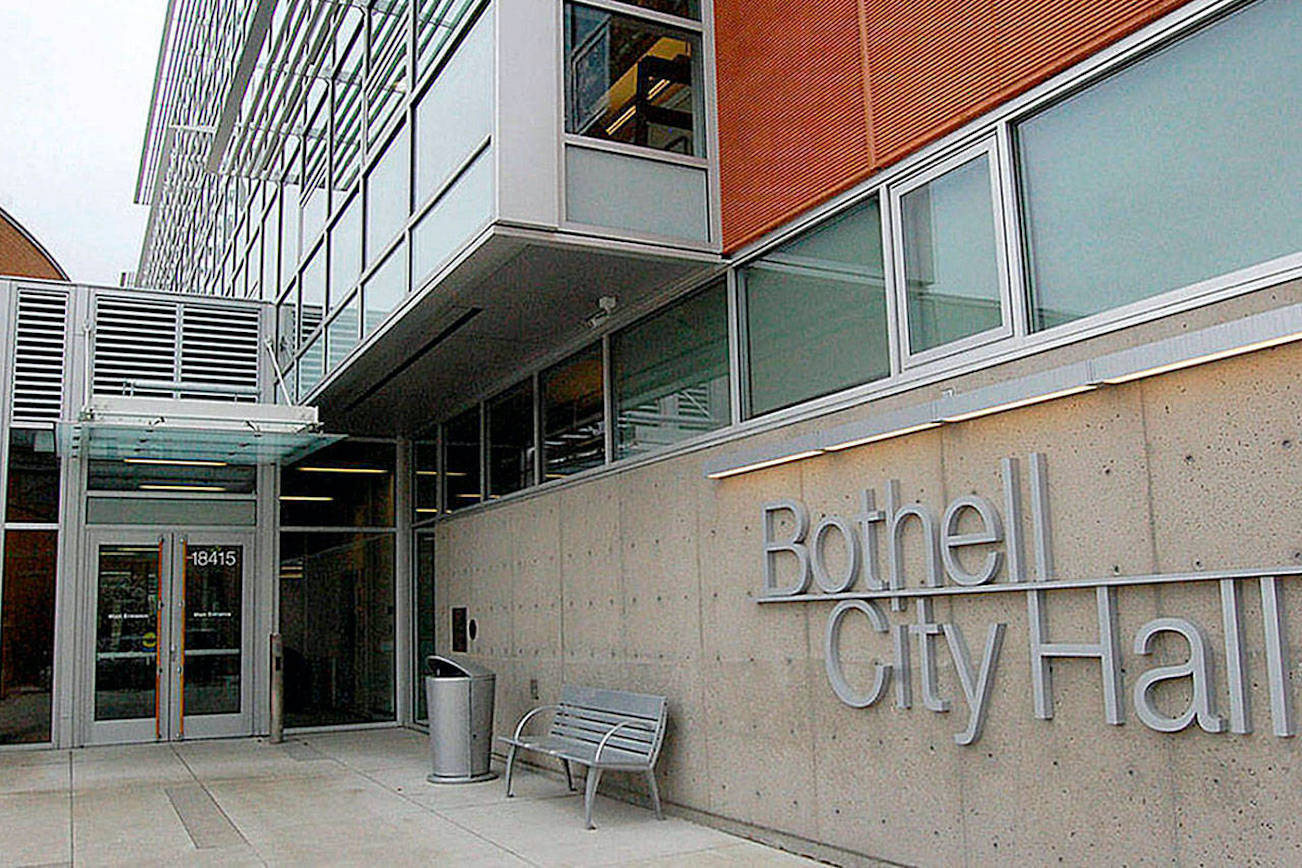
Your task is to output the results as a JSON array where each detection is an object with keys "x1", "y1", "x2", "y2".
[{"x1": 425, "y1": 654, "x2": 494, "y2": 679}]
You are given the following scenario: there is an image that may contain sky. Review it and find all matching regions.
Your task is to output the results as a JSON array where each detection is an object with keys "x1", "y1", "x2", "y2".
[{"x1": 0, "y1": 1, "x2": 168, "y2": 286}]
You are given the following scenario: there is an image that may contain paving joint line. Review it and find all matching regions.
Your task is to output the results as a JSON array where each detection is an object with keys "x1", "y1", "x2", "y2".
[{"x1": 169, "y1": 744, "x2": 267, "y2": 866}]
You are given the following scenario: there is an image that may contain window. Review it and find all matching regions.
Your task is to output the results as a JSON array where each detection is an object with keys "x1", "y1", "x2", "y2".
[
  {"x1": 743, "y1": 197, "x2": 890, "y2": 416},
  {"x1": 487, "y1": 379, "x2": 535, "y2": 497},
  {"x1": 87, "y1": 460, "x2": 256, "y2": 494},
  {"x1": 895, "y1": 148, "x2": 1005, "y2": 357},
  {"x1": 613, "y1": 281, "x2": 729, "y2": 458},
  {"x1": 279, "y1": 531, "x2": 394, "y2": 727},
  {"x1": 329, "y1": 195, "x2": 362, "y2": 312},
  {"x1": 280, "y1": 439, "x2": 395, "y2": 527},
  {"x1": 298, "y1": 333, "x2": 324, "y2": 400},
  {"x1": 564, "y1": 4, "x2": 701, "y2": 156},
  {"x1": 300, "y1": 243, "x2": 326, "y2": 344},
  {"x1": 6, "y1": 429, "x2": 59, "y2": 522},
  {"x1": 326, "y1": 295, "x2": 359, "y2": 373},
  {"x1": 413, "y1": 440, "x2": 439, "y2": 519},
  {"x1": 0, "y1": 530, "x2": 57, "y2": 744},
  {"x1": 442, "y1": 407, "x2": 482, "y2": 511},
  {"x1": 542, "y1": 344, "x2": 605, "y2": 478},
  {"x1": 1017, "y1": 0, "x2": 1302, "y2": 330},
  {"x1": 414, "y1": 8, "x2": 491, "y2": 209},
  {"x1": 365, "y1": 126, "x2": 411, "y2": 268},
  {"x1": 364, "y1": 240, "x2": 408, "y2": 336}
]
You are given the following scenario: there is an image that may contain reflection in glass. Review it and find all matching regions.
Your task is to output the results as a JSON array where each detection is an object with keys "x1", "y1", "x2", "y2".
[
  {"x1": 300, "y1": 243, "x2": 326, "y2": 346},
  {"x1": 414, "y1": 11, "x2": 491, "y2": 208},
  {"x1": 1, "y1": 531, "x2": 57, "y2": 743},
  {"x1": 87, "y1": 460, "x2": 256, "y2": 494},
  {"x1": 297, "y1": 333, "x2": 324, "y2": 401},
  {"x1": 413, "y1": 441, "x2": 438, "y2": 519},
  {"x1": 281, "y1": 439, "x2": 395, "y2": 527},
  {"x1": 744, "y1": 197, "x2": 890, "y2": 417},
  {"x1": 183, "y1": 543, "x2": 242, "y2": 716},
  {"x1": 6, "y1": 429, "x2": 59, "y2": 522},
  {"x1": 364, "y1": 241, "x2": 407, "y2": 336},
  {"x1": 488, "y1": 379, "x2": 535, "y2": 496},
  {"x1": 614, "y1": 282, "x2": 729, "y2": 458},
  {"x1": 365, "y1": 126, "x2": 410, "y2": 268},
  {"x1": 276, "y1": 291, "x2": 298, "y2": 364},
  {"x1": 1018, "y1": 0, "x2": 1302, "y2": 330},
  {"x1": 542, "y1": 344, "x2": 605, "y2": 478},
  {"x1": 329, "y1": 196, "x2": 362, "y2": 313},
  {"x1": 279, "y1": 532, "x2": 395, "y2": 728},
  {"x1": 565, "y1": 5, "x2": 700, "y2": 155},
  {"x1": 415, "y1": 533, "x2": 435, "y2": 722},
  {"x1": 327, "y1": 295, "x2": 360, "y2": 373},
  {"x1": 901, "y1": 155, "x2": 1002, "y2": 354},
  {"x1": 94, "y1": 542, "x2": 160, "y2": 722},
  {"x1": 442, "y1": 407, "x2": 481, "y2": 511}
]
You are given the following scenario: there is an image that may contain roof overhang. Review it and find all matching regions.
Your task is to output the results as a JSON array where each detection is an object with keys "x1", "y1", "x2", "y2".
[{"x1": 57, "y1": 396, "x2": 342, "y2": 465}]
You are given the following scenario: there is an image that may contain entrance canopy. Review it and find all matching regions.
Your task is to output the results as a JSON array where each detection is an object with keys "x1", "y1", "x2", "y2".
[{"x1": 57, "y1": 397, "x2": 342, "y2": 466}]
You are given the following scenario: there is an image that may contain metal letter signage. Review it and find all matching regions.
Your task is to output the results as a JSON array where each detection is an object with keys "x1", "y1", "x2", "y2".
[{"x1": 758, "y1": 453, "x2": 1299, "y2": 745}]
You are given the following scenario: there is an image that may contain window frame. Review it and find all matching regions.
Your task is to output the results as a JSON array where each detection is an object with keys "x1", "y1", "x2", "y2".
[{"x1": 888, "y1": 137, "x2": 1015, "y2": 367}]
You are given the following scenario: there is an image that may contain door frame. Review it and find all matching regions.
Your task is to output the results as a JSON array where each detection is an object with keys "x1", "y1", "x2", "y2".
[{"x1": 78, "y1": 528, "x2": 256, "y2": 745}]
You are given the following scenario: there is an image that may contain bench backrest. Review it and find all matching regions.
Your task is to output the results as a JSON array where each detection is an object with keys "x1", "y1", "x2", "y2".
[{"x1": 550, "y1": 685, "x2": 668, "y2": 765}]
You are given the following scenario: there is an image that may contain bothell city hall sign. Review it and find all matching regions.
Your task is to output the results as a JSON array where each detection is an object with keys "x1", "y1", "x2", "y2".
[{"x1": 759, "y1": 454, "x2": 1298, "y2": 745}]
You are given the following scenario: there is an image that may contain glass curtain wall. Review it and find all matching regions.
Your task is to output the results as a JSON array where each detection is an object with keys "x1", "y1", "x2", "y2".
[
  {"x1": 0, "y1": 428, "x2": 60, "y2": 744},
  {"x1": 279, "y1": 440, "x2": 396, "y2": 728},
  {"x1": 542, "y1": 344, "x2": 606, "y2": 478}
]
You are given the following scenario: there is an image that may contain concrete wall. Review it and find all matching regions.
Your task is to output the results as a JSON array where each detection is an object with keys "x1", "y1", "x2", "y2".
[{"x1": 433, "y1": 281, "x2": 1302, "y2": 865}]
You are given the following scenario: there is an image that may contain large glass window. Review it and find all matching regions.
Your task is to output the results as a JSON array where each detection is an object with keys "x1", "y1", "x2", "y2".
[
  {"x1": 414, "y1": 8, "x2": 491, "y2": 209},
  {"x1": 542, "y1": 344, "x2": 605, "y2": 477},
  {"x1": 613, "y1": 282, "x2": 729, "y2": 458},
  {"x1": 1017, "y1": 0, "x2": 1302, "y2": 330},
  {"x1": 300, "y1": 243, "x2": 326, "y2": 343},
  {"x1": 364, "y1": 240, "x2": 408, "y2": 336},
  {"x1": 898, "y1": 151, "x2": 1003, "y2": 355},
  {"x1": 487, "y1": 379, "x2": 535, "y2": 497},
  {"x1": 281, "y1": 440, "x2": 395, "y2": 527},
  {"x1": 413, "y1": 440, "x2": 439, "y2": 519},
  {"x1": 442, "y1": 407, "x2": 482, "y2": 511},
  {"x1": 414, "y1": 532, "x2": 435, "y2": 722},
  {"x1": 0, "y1": 530, "x2": 57, "y2": 744},
  {"x1": 6, "y1": 429, "x2": 59, "y2": 522},
  {"x1": 279, "y1": 532, "x2": 395, "y2": 728},
  {"x1": 329, "y1": 195, "x2": 362, "y2": 313},
  {"x1": 365, "y1": 126, "x2": 411, "y2": 268},
  {"x1": 87, "y1": 460, "x2": 256, "y2": 494},
  {"x1": 744, "y1": 197, "x2": 890, "y2": 416},
  {"x1": 326, "y1": 295, "x2": 360, "y2": 373},
  {"x1": 564, "y1": 4, "x2": 701, "y2": 156}
]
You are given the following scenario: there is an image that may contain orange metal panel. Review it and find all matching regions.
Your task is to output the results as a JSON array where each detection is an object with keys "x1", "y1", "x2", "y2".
[
  {"x1": 716, "y1": 0, "x2": 1195, "y2": 253},
  {"x1": 715, "y1": 0, "x2": 871, "y2": 253}
]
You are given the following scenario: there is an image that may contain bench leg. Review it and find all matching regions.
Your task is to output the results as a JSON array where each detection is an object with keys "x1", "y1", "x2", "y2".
[
  {"x1": 584, "y1": 768, "x2": 603, "y2": 830},
  {"x1": 645, "y1": 770, "x2": 664, "y2": 821},
  {"x1": 563, "y1": 759, "x2": 575, "y2": 792},
  {"x1": 504, "y1": 745, "x2": 518, "y2": 798}
]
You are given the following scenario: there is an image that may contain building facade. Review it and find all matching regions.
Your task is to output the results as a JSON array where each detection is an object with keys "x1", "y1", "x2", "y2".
[{"x1": 1, "y1": 0, "x2": 1300, "y2": 863}]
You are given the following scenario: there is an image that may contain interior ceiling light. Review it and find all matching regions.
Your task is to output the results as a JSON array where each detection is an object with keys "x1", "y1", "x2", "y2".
[
  {"x1": 279, "y1": 495, "x2": 334, "y2": 502},
  {"x1": 124, "y1": 458, "x2": 229, "y2": 467},
  {"x1": 296, "y1": 466, "x2": 389, "y2": 474},
  {"x1": 140, "y1": 484, "x2": 227, "y2": 492}
]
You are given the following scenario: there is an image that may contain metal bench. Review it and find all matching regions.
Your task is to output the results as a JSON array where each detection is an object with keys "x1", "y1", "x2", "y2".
[{"x1": 498, "y1": 685, "x2": 669, "y2": 829}]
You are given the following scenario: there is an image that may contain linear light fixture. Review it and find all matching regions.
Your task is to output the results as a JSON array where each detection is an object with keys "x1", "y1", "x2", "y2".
[
  {"x1": 416, "y1": 470, "x2": 468, "y2": 477},
  {"x1": 824, "y1": 421, "x2": 941, "y2": 451},
  {"x1": 940, "y1": 384, "x2": 1097, "y2": 423},
  {"x1": 706, "y1": 449, "x2": 825, "y2": 480},
  {"x1": 279, "y1": 495, "x2": 334, "y2": 502},
  {"x1": 296, "y1": 466, "x2": 389, "y2": 474},
  {"x1": 124, "y1": 458, "x2": 229, "y2": 467},
  {"x1": 416, "y1": 508, "x2": 440, "y2": 514},
  {"x1": 1099, "y1": 331, "x2": 1302, "y2": 384},
  {"x1": 140, "y1": 484, "x2": 227, "y2": 492}
]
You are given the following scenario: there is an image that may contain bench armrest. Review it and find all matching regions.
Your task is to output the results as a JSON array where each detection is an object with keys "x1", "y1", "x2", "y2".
[
  {"x1": 512, "y1": 704, "x2": 564, "y2": 741},
  {"x1": 594, "y1": 719, "x2": 651, "y2": 764}
]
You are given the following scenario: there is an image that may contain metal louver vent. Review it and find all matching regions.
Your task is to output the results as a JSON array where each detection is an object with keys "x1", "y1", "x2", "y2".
[
  {"x1": 180, "y1": 304, "x2": 260, "y2": 401},
  {"x1": 11, "y1": 289, "x2": 68, "y2": 423},
  {"x1": 92, "y1": 296, "x2": 178, "y2": 397}
]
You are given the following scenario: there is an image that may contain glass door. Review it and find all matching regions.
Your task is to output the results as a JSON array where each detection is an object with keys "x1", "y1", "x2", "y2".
[{"x1": 86, "y1": 531, "x2": 253, "y2": 744}]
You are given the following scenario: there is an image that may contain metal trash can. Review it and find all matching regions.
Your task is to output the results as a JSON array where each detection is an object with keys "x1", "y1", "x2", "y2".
[{"x1": 425, "y1": 655, "x2": 498, "y2": 784}]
